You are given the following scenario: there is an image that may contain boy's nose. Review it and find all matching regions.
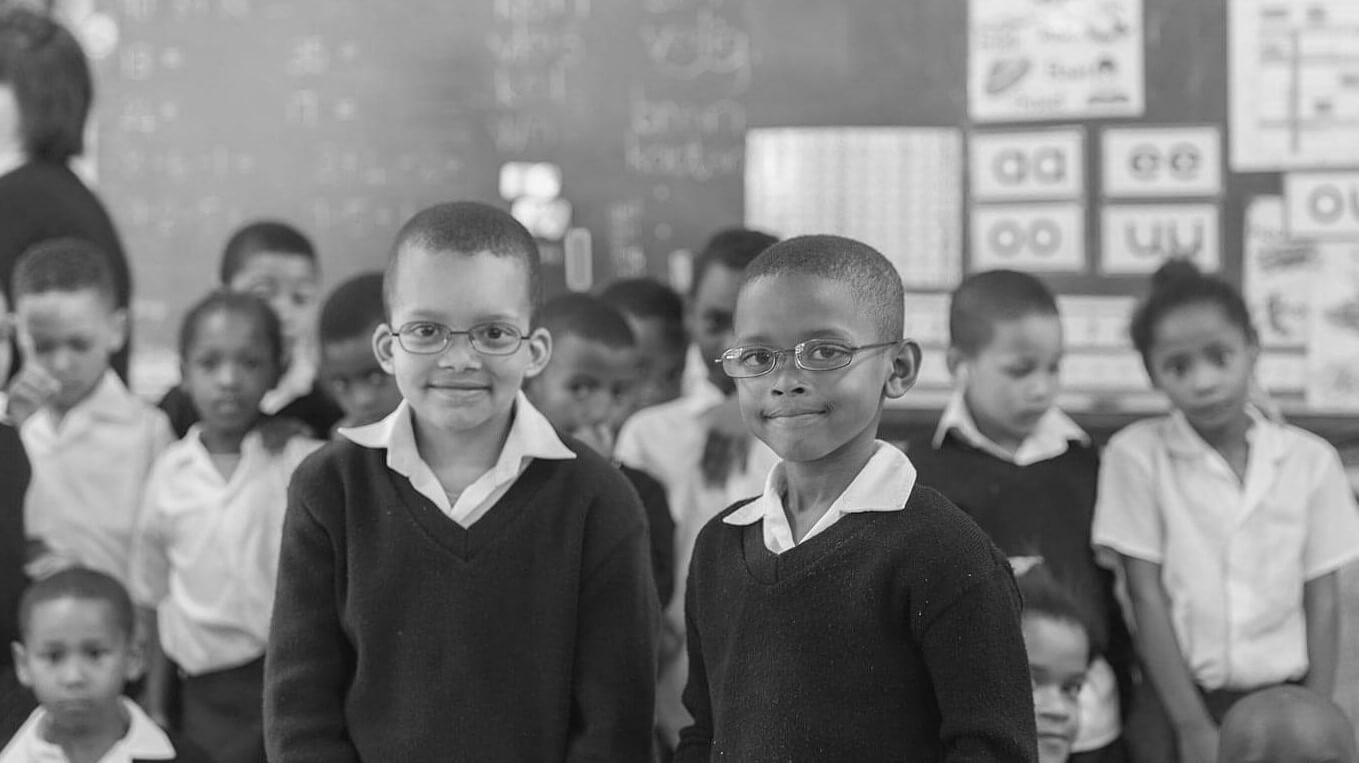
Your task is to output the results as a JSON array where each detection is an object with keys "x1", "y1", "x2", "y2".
[
  {"x1": 1033, "y1": 687, "x2": 1073, "y2": 720},
  {"x1": 58, "y1": 658, "x2": 87, "y2": 686},
  {"x1": 436, "y1": 335, "x2": 481, "y2": 370}
]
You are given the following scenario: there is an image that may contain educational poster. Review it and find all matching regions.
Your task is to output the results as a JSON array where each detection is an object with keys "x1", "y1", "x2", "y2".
[
  {"x1": 1307, "y1": 243, "x2": 1359, "y2": 410},
  {"x1": 1056, "y1": 295, "x2": 1138, "y2": 349},
  {"x1": 1284, "y1": 172, "x2": 1359, "y2": 238},
  {"x1": 1243, "y1": 197, "x2": 1319, "y2": 349},
  {"x1": 744, "y1": 127, "x2": 964, "y2": 289},
  {"x1": 970, "y1": 203, "x2": 1085, "y2": 273},
  {"x1": 969, "y1": 0, "x2": 1144, "y2": 122},
  {"x1": 970, "y1": 129, "x2": 1085, "y2": 202},
  {"x1": 1102, "y1": 126, "x2": 1222, "y2": 198},
  {"x1": 1100, "y1": 204, "x2": 1221, "y2": 275},
  {"x1": 1230, "y1": 0, "x2": 1359, "y2": 170}
]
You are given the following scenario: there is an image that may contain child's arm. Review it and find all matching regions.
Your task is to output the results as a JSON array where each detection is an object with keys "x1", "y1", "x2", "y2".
[
  {"x1": 137, "y1": 607, "x2": 173, "y2": 728},
  {"x1": 1123, "y1": 556, "x2": 1218, "y2": 761},
  {"x1": 1303, "y1": 571, "x2": 1340, "y2": 697},
  {"x1": 674, "y1": 571, "x2": 713, "y2": 763}
]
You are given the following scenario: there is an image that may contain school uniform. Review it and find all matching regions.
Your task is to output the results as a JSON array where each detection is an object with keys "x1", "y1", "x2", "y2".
[
  {"x1": 0, "y1": 698, "x2": 214, "y2": 763},
  {"x1": 910, "y1": 393, "x2": 1131, "y2": 758},
  {"x1": 158, "y1": 374, "x2": 342, "y2": 443},
  {"x1": 677, "y1": 441, "x2": 1038, "y2": 761},
  {"x1": 0, "y1": 424, "x2": 30, "y2": 733},
  {"x1": 265, "y1": 394, "x2": 657, "y2": 762},
  {"x1": 22, "y1": 372, "x2": 174, "y2": 585}
]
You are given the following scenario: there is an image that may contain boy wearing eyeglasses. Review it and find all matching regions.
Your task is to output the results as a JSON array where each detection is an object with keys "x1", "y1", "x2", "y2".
[
  {"x1": 265, "y1": 202, "x2": 658, "y2": 762},
  {"x1": 675, "y1": 235, "x2": 1037, "y2": 761}
]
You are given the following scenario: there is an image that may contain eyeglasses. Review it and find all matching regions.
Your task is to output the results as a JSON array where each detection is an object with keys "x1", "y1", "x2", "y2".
[
  {"x1": 716, "y1": 339, "x2": 900, "y2": 379},
  {"x1": 391, "y1": 321, "x2": 528, "y2": 356}
]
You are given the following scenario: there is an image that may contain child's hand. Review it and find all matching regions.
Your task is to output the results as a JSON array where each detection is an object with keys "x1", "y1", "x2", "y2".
[
  {"x1": 699, "y1": 395, "x2": 749, "y2": 486},
  {"x1": 5, "y1": 363, "x2": 60, "y2": 426},
  {"x1": 1176, "y1": 722, "x2": 1219, "y2": 763},
  {"x1": 253, "y1": 415, "x2": 313, "y2": 454}
]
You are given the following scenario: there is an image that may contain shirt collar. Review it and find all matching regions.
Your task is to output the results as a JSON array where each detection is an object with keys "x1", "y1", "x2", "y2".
[
  {"x1": 38, "y1": 371, "x2": 139, "y2": 429},
  {"x1": 173, "y1": 425, "x2": 267, "y2": 469},
  {"x1": 931, "y1": 389, "x2": 1089, "y2": 466},
  {"x1": 1163, "y1": 405, "x2": 1286, "y2": 463},
  {"x1": 0, "y1": 698, "x2": 176, "y2": 762}
]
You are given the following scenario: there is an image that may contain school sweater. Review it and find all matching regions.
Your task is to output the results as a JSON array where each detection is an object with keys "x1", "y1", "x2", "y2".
[
  {"x1": 265, "y1": 436, "x2": 659, "y2": 763},
  {"x1": 676, "y1": 487, "x2": 1038, "y2": 763},
  {"x1": 621, "y1": 463, "x2": 677, "y2": 607},
  {"x1": 0, "y1": 425, "x2": 27, "y2": 668},
  {"x1": 910, "y1": 434, "x2": 1137, "y2": 710},
  {"x1": 158, "y1": 382, "x2": 343, "y2": 441}
]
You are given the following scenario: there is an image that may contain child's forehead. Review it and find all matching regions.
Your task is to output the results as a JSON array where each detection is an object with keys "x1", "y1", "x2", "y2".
[
  {"x1": 389, "y1": 246, "x2": 533, "y2": 318},
  {"x1": 234, "y1": 250, "x2": 318, "y2": 281},
  {"x1": 25, "y1": 596, "x2": 124, "y2": 639},
  {"x1": 15, "y1": 287, "x2": 115, "y2": 320}
]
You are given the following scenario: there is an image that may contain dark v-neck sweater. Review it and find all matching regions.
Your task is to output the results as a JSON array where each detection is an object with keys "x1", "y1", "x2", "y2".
[
  {"x1": 264, "y1": 437, "x2": 658, "y2": 763},
  {"x1": 676, "y1": 486, "x2": 1038, "y2": 763}
]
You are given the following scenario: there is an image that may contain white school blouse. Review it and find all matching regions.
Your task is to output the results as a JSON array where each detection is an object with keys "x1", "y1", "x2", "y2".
[{"x1": 0, "y1": 698, "x2": 176, "y2": 762}]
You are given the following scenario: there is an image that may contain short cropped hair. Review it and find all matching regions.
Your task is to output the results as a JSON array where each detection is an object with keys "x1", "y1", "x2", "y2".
[
  {"x1": 11, "y1": 237, "x2": 117, "y2": 306},
  {"x1": 18, "y1": 566, "x2": 135, "y2": 641},
  {"x1": 319, "y1": 272, "x2": 384, "y2": 345},
  {"x1": 598, "y1": 277, "x2": 686, "y2": 351},
  {"x1": 540, "y1": 293, "x2": 635, "y2": 351},
  {"x1": 691, "y1": 228, "x2": 777, "y2": 297},
  {"x1": 948, "y1": 270, "x2": 1059, "y2": 356},
  {"x1": 178, "y1": 289, "x2": 284, "y2": 373},
  {"x1": 0, "y1": 8, "x2": 92, "y2": 162},
  {"x1": 1015, "y1": 561, "x2": 1103, "y2": 660},
  {"x1": 741, "y1": 234, "x2": 903, "y2": 341},
  {"x1": 219, "y1": 221, "x2": 317, "y2": 285},
  {"x1": 385, "y1": 201, "x2": 542, "y2": 320}
]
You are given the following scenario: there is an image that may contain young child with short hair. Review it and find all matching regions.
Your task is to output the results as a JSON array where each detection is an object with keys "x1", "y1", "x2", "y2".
[
  {"x1": 8, "y1": 238, "x2": 174, "y2": 585},
  {"x1": 526, "y1": 292, "x2": 677, "y2": 607},
  {"x1": 1093, "y1": 260, "x2": 1359, "y2": 763},
  {"x1": 317, "y1": 272, "x2": 401, "y2": 432},
  {"x1": 131, "y1": 290, "x2": 322, "y2": 763},
  {"x1": 158, "y1": 220, "x2": 342, "y2": 438},
  {"x1": 265, "y1": 202, "x2": 657, "y2": 761},
  {"x1": 1216, "y1": 685, "x2": 1357, "y2": 763},
  {"x1": 1, "y1": 567, "x2": 212, "y2": 762},
  {"x1": 910, "y1": 269, "x2": 1133, "y2": 761},
  {"x1": 599, "y1": 277, "x2": 688, "y2": 410},
  {"x1": 677, "y1": 234, "x2": 1037, "y2": 760}
]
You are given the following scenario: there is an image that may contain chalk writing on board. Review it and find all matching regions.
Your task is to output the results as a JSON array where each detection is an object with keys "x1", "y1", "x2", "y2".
[{"x1": 641, "y1": 6, "x2": 751, "y2": 88}]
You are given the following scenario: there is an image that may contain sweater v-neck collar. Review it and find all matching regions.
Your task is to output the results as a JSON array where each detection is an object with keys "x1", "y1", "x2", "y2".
[{"x1": 739, "y1": 511, "x2": 877, "y2": 585}]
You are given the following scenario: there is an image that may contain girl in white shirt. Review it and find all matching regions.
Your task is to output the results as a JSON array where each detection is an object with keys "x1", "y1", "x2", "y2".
[
  {"x1": 1092, "y1": 261, "x2": 1359, "y2": 763},
  {"x1": 130, "y1": 291, "x2": 322, "y2": 763}
]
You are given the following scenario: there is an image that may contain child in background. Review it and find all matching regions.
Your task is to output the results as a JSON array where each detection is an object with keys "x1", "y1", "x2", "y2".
[
  {"x1": 159, "y1": 221, "x2": 342, "y2": 438},
  {"x1": 910, "y1": 270, "x2": 1132, "y2": 761},
  {"x1": 8, "y1": 239, "x2": 173, "y2": 584},
  {"x1": 615, "y1": 228, "x2": 781, "y2": 747},
  {"x1": 677, "y1": 235, "x2": 1036, "y2": 761},
  {"x1": 1093, "y1": 260, "x2": 1359, "y2": 763},
  {"x1": 132, "y1": 291, "x2": 322, "y2": 763},
  {"x1": 599, "y1": 277, "x2": 688, "y2": 410},
  {"x1": 266, "y1": 202, "x2": 657, "y2": 761},
  {"x1": 318, "y1": 272, "x2": 402, "y2": 433},
  {"x1": 0, "y1": 289, "x2": 31, "y2": 732},
  {"x1": 1, "y1": 567, "x2": 211, "y2": 762},
  {"x1": 1216, "y1": 685, "x2": 1357, "y2": 763},
  {"x1": 525, "y1": 292, "x2": 676, "y2": 607}
]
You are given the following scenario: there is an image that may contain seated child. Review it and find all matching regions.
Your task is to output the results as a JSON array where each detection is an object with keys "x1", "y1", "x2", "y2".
[
  {"x1": 525, "y1": 292, "x2": 677, "y2": 607},
  {"x1": 317, "y1": 272, "x2": 402, "y2": 432},
  {"x1": 265, "y1": 201, "x2": 657, "y2": 761},
  {"x1": 7, "y1": 238, "x2": 174, "y2": 584},
  {"x1": 1, "y1": 567, "x2": 211, "y2": 762},
  {"x1": 676, "y1": 234, "x2": 1037, "y2": 761},
  {"x1": 131, "y1": 291, "x2": 322, "y2": 763},
  {"x1": 599, "y1": 277, "x2": 688, "y2": 410},
  {"x1": 0, "y1": 289, "x2": 31, "y2": 730},
  {"x1": 1093, "y1": 261, "x2": 1359, "y2": 763},
  {"x1": 910, "y1": 270, "x2": 1133, "y2": 760},
  {"x1": 1216, "y1": 685, "x2": 1357, "y2": 763},
  {"x1": 159, "y1": 221, "x2": 342, "y2": 438}
]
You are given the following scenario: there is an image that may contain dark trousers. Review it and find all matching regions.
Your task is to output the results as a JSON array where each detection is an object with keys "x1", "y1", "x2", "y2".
[
  {"x1": 1125, "y1": 680, "x2": 1268, "y2": 763},
  {"x1": 181, "y1": 656, "x2": 266, "y2": 763}
]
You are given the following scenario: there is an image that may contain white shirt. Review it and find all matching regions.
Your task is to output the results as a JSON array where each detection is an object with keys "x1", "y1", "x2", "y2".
[
  {"x1": 130, "y1": 429, "x2": 321, "y2": 675},
  {"x1": 340, "y1": 392, "x2": 574, "y2": 527},
  {"x1": 0, "y1": 698, "x2": 176, "y2": 762},
  {"x1": 722, "y1": 440, "x2": 916, "y2": 553},
  {"x1": 1093, "y1": 409, "x2": 1359, "y2": 690},
  {"x1": 22, "y1": 372, "x2": 175, "y2": 585},
  {"x1": 932, "y1": 390, "x2": 1089, "y2": 466}
]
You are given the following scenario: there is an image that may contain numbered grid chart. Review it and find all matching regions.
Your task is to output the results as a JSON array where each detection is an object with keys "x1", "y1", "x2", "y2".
[{"x1": 745, "y1": 127, "x2": 965, "y2": 290}]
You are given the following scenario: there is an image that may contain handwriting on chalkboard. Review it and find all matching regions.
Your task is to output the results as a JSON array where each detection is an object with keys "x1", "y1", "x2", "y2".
[
  {"x1": 490, "y1": 0, "x2": 589, "y2": 113},
  {"x1": 640, "y1": 6, "x2": 751, "y2": 88}
]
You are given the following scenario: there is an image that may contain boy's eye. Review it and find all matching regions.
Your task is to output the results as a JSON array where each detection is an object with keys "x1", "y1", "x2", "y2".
[
  {"x1": 804, "y1": 342, "x2": 851, "y2": 364},
  {"x1": 737, "y1": 347, "x2": 774, "y2": 369},
  {"x1": 408, "y1": 323, "x2": 442, "y2": 339},
  {"x1": 569, "y1": 380, "x2": 599, "y2": 398},
  {"x1": 1060, "y1": 680, "x2": 1084, "y2": 700}
]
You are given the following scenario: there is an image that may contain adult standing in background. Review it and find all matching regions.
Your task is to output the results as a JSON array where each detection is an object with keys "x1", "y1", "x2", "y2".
[{"x1": 0, "y1": 6, "x2": 131, "y2": 380}]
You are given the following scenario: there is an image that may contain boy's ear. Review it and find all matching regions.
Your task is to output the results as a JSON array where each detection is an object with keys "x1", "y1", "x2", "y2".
[
  {"x1": 883, "y1": 340, "x2": 922, "y2": 400},
  {"x1": 523, "y1": 327, "x2": 552, "y2": 380},
  {"x1": 372, "y1": 323, "x2": 397, "y2": 375},
  {"x1": 124, "y1": 633, "x2": 145, "y2": 682},
  {"x1": 11, "y1": 643, "x2": 30, "y2": 688},
  {"x1": 107, "y1": 307, "x2": 128, "y2": 355}
]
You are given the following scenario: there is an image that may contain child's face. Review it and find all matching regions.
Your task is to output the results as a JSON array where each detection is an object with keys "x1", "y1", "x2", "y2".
[
  {"x1": 1147, "y1": 302, "x2": 1256, "y2": 437},
  {"x1": 951, "y1": 313, "x2": 1063, "y2": 451},
  {"x1": 528, "y1": 332, "x2": 639, "y2": 447},
  {"x1": 689, "y1": 264, "x2": 744, "y2": 395},
  {"x1": 374, "y1": 247, "x2": 549, "y2": 437},
  {"x1": 1022, "y1": 613, "x2": 1089, "y2": 763},
  {"x1": 321, "y1": 334, "x2": 402, "y2": 428},
  {"x1": 181, "y1": 309, "x2": 281, "y2": 444},
  {"x1": 731, "y1": 274, "x2": 915, "y2": 464},
  {"x1": 15, "y1": 289, "x2": 124, "y2": 413},
  {"x1": 624, "y1": 314, "x2": 685, "y2": 409},
  {"x1": 12, "y1": 597, "x2": 140, "y2": 735},
  {"x1": 228, "y1": 252, "x2": 319, "y2": 350}
]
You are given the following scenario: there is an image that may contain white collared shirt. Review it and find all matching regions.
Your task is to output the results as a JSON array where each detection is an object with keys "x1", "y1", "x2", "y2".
[
  {"x1": 130, "y1": 429, "x2": 322, "y2": 675},
  {"x1": 1093, "y1": 409, "x2": 1359, "y2": 690},
  {"x1": 22, "y1": 372, "x2": 175, "y2": 585},
  {"x1": 722, "y1": 440, "x2": 917, "y2": 554},
  {"x1": 340, "y1": 392, "x2": 574, "y2": 528},
  {"x1": 931, "y1": 390, "x2": 1089, "y2": 466},
  {"x1": 0, "y1": 698, "x2": 176, "y2": 762}
]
